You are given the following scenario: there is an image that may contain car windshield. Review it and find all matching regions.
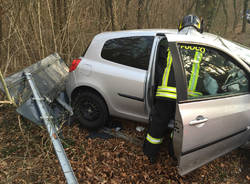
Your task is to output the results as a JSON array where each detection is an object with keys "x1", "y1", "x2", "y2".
[{"x1": 220, "y1": 38, "x2": 250, "y2": 67}]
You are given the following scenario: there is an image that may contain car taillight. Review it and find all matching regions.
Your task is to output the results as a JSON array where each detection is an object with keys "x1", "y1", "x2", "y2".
[{"x1": 69, "y1": 58, "x2": 81, "y2": 72}]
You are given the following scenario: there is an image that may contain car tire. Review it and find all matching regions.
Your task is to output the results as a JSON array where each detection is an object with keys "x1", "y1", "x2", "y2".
[{"x1": 72, "y1": 90, "x2": 108, "y2": 130}]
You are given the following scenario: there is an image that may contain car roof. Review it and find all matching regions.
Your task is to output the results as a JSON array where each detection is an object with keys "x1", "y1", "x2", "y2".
[
  {"x1": 96, "y1": 29, "x2": 228, "y2": 51},
  {"x1": 86, "y1": 29, "x2": 249, "y2": 72}
]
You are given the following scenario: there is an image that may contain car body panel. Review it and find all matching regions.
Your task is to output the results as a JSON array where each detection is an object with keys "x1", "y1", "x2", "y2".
[
  {"x1": 176, "y1": 94, "x2": 250, "y2": 175},
  {"x1": 167, "y1": 36, "x2": 250, "y2": 175},
  {"x1": 68, "y1": 58, "x2": 149, "y2": 123}
]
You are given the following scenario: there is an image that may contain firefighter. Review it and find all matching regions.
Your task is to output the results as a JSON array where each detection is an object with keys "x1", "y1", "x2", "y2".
[
  {"x1": 143, "y1": 15, "x2": 204, "y2": 163},
  {"x1": 143, "y1": 39, "x2": 176, "y2": 163}
]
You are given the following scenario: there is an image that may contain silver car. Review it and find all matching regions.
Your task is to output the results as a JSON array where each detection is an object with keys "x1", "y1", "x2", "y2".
[{"x1": 66, "y1": 29, "x2": 250, "y2": 175}]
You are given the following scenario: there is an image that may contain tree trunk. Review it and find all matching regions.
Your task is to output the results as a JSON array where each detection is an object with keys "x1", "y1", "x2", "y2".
[
  {"x1": 221, "y1": 0, "x2": 228, "y2": 34},
  {"x1": 57, "y1": 0, "x2": 63, "y2": 32},
  {"x1": 233, "y1": 0, "x2": 238, "y2": 32},
  {"x1": 53, "y1": 0, "x2": 67, "y2": 34},
  {"x1": 145, "y1": 0, "x2": 152, "y2": 28},
  {"x1": 122, "y1": 0, "x2": 131, "y2": 29},
  {"x1": 104, "y1": 0, "x2": 119, "y2": 31},
  {"x1": 112, "y1": 0, "x2": 119, "y2": 30},
  {"x1": 137, "y1": 0, "x2": 145, "y2": 29},
  {"x1": 242, "y1": 0, "x2": 249, "y2": 33},
  {"x1": 186, "y1": 0, "x2": 196, "y2": 14},
  {"x1": 63, "y1": 0, "x2": 67, "y2": 22},
  {"x1": 195, "y1": 0, "x2": 217, "y2": 31},
  {"x1": 0, "y1": 6, "x2": 2, "y2": 67},
  {"x1": 0, "y1": 6, "x2": 2, "y2": 43},
  {"x1": 53, "y1": 0, "x2": 58, "y2": 35},
  {"x1": 104, "y1": 0, "x2": 114, "y2": 30}
]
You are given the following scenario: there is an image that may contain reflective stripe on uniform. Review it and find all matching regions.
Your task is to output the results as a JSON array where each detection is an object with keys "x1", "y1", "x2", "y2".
[
  {"x1": 146, "y1": 134, "x2": 163, "y2": 144},
  {"x1": 157, "y1": 86, "x2": 176, "y2": 93},
  {"x1": 156, "y1": 92, "x2": 177, "y2": 99},
  {"x1": 156, "y1": 50, "x2": 177, "y2": 99},
  {"x1": 188, "y1": 90, "x2": 202, "y2": 97},
  {"x1": 188, "y1": 51, "x2": 203, "y2": 92},
  {"x1": 170, "y1": 131, "x2": 174, "y2": 139},
  {"x1": 187, "y1": 51, "x2": 203, "y2": 97},
  {"x1": 162, "y1": 50, "x2": 173, "y2": 86}
]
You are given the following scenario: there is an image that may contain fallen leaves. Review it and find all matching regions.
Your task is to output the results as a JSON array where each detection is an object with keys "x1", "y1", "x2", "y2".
[{"x1": 0, "y1": 108, "x2": 249, "y2": 183}]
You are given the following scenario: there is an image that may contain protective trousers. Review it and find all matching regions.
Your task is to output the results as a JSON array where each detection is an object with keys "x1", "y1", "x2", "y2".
[{"x1": 143, "y1": 99, "x2": 176, "y2": 161}]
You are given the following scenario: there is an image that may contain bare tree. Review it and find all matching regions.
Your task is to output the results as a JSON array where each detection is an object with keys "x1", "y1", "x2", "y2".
[
  {"x1": 0, "y1": 0, "x2": 248, "y2": 76},
  {"x1": 242, "y1": 0, "x2": 249, "y2": 33},
  {"x1": 145, "y1": 0, "x2": 153, "y2": 28},
  {"x1": 0, "y1": 5, "x2": 3, "y2": 64},
  {"x1": 233, "y1": 0, "x2": 238, "y2": 32},
  {"x1": 221, "y1": 0, "x2": 228, "y2": 34},
  {"x1": 195, "y1": 0, "x2": 219, "y2": 32},
  {"x1": 186, "y1": 0, "x2": 196, "y2": 14},
  {"x1": 104, "y1": 0, "x2": 119, "y2": 31},
  {"x1": 53, "y1": 0, "x2": 67, "y2": 37},
  {"x1": 137, "y1": 0, "x2": 145, "y2": 29},
  {"x1": 122, "y1": 0, "x2": 132, "y2": 30}
]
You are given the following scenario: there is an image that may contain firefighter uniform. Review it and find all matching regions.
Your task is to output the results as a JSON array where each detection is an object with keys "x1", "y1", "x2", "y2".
[
  {"x1": 143, "y1": 14, "x2": 204, "y2": 163},
  {"x1": 143, "y1": 44, "x2": 204, "y2": 163},
  {"x1": 143, "y1": 45, "x2": 176, "y2": 162}
]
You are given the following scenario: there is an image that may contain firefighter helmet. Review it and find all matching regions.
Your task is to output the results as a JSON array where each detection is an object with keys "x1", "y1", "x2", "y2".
[{"x1": 178, "y1": 15, "x2": 203, "y2": 33}]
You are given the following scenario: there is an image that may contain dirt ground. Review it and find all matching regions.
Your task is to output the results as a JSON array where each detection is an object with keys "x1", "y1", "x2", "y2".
[{"x1": 0, "y1": 104, "x2": 249, "y2": 184}]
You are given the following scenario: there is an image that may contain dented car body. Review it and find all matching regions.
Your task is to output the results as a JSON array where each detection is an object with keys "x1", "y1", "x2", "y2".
[{"x1": 66, "y1": 29, "x2": 250, "y2": 175}]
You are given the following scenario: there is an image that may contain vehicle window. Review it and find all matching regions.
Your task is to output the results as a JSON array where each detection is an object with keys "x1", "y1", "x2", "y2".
[
  {"x1": 101, "y1": 36, "x2": 154, "y2": 70},
  {"x1": 178, "y1": 44, "x2": 249, "y2": 99}
]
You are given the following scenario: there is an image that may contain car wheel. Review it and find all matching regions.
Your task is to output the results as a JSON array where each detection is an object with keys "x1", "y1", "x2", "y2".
[{"x1": 72, "y1": 90, "x2": 108, "y2": 130}]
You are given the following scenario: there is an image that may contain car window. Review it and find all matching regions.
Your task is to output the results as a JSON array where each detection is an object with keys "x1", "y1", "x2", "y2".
[
  {"x1": 101, "y1": 36, "x2": 154, "y2": 70},
  {"x1": 178, "y1": 44, "x2": 249, "y2": 99}
]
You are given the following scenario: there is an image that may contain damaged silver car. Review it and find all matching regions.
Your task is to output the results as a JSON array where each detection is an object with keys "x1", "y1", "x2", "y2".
[{"x1": 66, "y1": 29, "x2": 250, "y2": 175}]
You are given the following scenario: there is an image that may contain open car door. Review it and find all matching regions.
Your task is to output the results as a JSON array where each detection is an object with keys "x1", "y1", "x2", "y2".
[
  {"x1": 145, "y1": 35, "x2": 162, "y2": 114},
  {"x1": 170, "y1": 42, "x2": 250, "y2": 175}
]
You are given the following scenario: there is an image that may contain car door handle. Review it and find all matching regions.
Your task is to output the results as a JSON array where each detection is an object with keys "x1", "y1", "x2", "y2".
[{"x1": 189, "y1": 116, "x2": 208, "y2": 126}]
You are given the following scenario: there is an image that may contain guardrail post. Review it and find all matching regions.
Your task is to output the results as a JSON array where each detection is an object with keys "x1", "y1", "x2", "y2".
[{"x1": 24, "y1": 72, "x2": 78, "y2": 184}]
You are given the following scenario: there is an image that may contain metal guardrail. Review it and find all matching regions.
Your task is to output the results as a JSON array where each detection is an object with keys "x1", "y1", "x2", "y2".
[
  {"x1": 0, "y1": 54, "x2": 78, "y2": 183},
  {"x1": 24, "y1": 72, "x2": 78, "y2": 184}
]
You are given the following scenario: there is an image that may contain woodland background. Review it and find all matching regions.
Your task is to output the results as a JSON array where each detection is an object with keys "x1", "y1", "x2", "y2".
[
  {"x1": 0, "y1": 0, "x2": 250, "y2": 183},
  {"x1": 0, "y1": 0, "x2": 250, "y2": 75}
]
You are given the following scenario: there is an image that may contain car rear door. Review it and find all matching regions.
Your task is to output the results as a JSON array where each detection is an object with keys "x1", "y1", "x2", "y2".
[
  {"x1": 171, "y1": 43, "x2": 250, "y2": 175},
  {"x1": 100, "y1": 36, "x2": 155, "y2": 122}
]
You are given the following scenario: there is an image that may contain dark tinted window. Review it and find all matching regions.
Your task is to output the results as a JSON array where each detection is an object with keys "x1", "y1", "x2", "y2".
[{"x1": 101, "y1": 36, "x2": 154, "y2": 70}]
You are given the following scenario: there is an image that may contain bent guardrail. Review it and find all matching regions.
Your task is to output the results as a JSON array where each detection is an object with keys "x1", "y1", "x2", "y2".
[{"x1": 0, "y1": 53, "x2": 78, "y2": 184}]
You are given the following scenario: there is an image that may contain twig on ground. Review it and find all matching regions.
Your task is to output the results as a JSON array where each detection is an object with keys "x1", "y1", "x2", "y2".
[
  {"x1": 18, "y1": 115, "x2": 31, "y2": 159},
  {"x1": 0, "y1": 100, "x2": 13, "y2": 104},
  {"x1": 102, "y1": 128, "x2": 143, "y2": 147},
  {"x1": 0, "y1": 70, "x2": 16, "y2": 106}
]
